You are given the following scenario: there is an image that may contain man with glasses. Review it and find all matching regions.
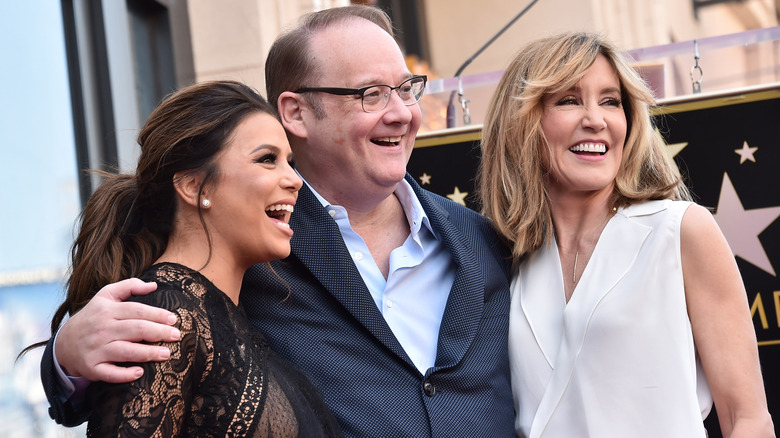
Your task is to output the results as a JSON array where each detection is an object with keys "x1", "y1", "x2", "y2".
[
  {"x1": 294, "y1": 74, "x2": 428, "y2": 113},
  {"x1": 41, "y1": 5, "x2": 514, "y2": 437}
]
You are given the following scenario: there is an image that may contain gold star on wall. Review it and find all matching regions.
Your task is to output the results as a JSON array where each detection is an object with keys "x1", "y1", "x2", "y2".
[
  {"x1": 447, "y1": 186, "x2": 468, "y2": 206},
  {"x1": 656, "y1": 129, "x2": 688, "y2": 175}
]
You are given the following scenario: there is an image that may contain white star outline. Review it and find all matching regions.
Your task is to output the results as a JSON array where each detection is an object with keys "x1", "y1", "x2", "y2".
[{"x1": 712, "y1": 173, "x2": 780, "y2": 276}]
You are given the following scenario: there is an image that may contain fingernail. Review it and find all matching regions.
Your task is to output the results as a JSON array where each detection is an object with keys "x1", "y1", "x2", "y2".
[
  {"x1": 135, "y1": 369, "x2": 144, "y2": 378},
  {"x1": 160, "y1": 348, "x2": 171, "y2": 360},
  {"x1": 171, "y1": 328, "x2": 181, "y2": 340},
  {"x1": 167, "y1": 314, "x2": 177, "y2": 325}
]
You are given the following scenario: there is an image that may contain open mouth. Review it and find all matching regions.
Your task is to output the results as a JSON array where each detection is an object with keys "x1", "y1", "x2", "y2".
[
  {"x1": 265, "y1": 204, "x2": 294, "y2": 227},
  {"x1": 570, "y1": 143, "x2": 607, "y2": 155},
  {"x1": 371, "y1": 136, "x2": 402, "y2": 146}
]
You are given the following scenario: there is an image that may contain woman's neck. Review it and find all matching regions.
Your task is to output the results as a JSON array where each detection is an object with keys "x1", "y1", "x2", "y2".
[
  {"x1": 548, "y1": 186, "x2": 614, "y2": 246},
  {"x1": 157, "y1": 231, "x2": 244, "y2": 305},
  {"x1": 549, "y1": 190, "x2": 616, "y2": 301}
]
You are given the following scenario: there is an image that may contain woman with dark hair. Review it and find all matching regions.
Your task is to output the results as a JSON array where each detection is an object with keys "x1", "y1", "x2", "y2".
[
  {"x1": 479, "y1": 33, "x2": 773, "y2": 437},
  {"x1": 25, "y1": 80, "x2": 341, "y2": 437}
]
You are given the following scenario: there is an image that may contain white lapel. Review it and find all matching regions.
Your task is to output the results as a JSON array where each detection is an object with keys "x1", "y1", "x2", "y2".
[
  {"x1": 517, "y1": 241, "x2": 566, "y2": 368},
  {"x1": 526, "y1": 202, "x2": 665, "y2": 437}
]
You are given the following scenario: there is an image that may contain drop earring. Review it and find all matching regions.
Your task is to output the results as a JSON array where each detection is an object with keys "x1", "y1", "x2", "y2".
[{"x1": 202, "y1": 199, "x2": 211, "y2": 207}]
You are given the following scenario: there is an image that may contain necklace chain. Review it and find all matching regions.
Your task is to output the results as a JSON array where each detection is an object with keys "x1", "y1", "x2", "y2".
[
  {"x1": 573, "y1": 251, "x2": 579, "y2": 283},
  {"x1": 571, "y1": 207, "x2": 617, "y2": 284}
]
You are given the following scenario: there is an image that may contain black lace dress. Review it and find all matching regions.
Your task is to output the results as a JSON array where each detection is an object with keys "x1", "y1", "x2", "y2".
[{"x1": 85, "y1": 263, "x2": 342, "y2": 437}]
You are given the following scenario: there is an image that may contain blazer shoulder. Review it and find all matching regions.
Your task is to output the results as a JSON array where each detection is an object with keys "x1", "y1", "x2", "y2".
[
  {"x1": 406, "y1": 175, "x2": 490, "y2": 226},
  {"x1": 409, "y1": 178, "x2": 509, "y2": 264}
]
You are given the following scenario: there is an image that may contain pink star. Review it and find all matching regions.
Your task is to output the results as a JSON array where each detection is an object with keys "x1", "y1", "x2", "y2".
[
  {"x1": 734, "y1": 141, "x2": 758, "y2": 164},
  {"x1": 712, "y1": 173, "x2": 780, "y2": 276}
]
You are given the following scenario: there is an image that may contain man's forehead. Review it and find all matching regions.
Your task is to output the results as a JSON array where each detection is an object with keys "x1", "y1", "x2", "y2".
[{"x1": 310, "y1": 22, "x2": 406, "y2": 85}]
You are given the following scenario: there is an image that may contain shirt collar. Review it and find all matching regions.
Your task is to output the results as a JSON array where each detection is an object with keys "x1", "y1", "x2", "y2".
[{"x1": 300, "y1": 173, "x2": 435, "y2": 238}]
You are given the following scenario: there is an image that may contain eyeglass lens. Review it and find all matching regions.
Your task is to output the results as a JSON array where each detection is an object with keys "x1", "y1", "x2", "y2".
[{"x1": 362, "y1": 76, "x2": 426, "y2": 112}]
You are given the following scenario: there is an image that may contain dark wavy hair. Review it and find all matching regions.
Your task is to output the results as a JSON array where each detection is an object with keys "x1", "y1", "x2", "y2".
[{"x1": 20, "y1": 80, "x2": 276, "y2": 357}]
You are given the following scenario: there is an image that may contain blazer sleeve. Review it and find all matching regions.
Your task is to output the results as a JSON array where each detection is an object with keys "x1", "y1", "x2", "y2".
[{"x1": 40, "y1": 335, "x2": 92, "y2": 426}]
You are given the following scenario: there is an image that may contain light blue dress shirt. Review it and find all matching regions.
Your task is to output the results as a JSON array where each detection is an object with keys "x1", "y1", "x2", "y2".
[{"x1": 307, "y1": 179, "x2": 456, "y2": 373}]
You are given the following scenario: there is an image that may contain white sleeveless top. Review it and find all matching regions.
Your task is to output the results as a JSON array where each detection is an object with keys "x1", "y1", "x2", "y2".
[{"x1": 509, "y1": 200, "x2": 712, "y2": 438}]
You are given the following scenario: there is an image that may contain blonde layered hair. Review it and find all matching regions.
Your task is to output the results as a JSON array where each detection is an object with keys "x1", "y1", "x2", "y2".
[{"x1": 478, "y1": 32, "x2": 691, "y2": 259}]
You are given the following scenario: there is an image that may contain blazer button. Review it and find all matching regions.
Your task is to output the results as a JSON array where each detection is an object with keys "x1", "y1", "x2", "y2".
[{"x1": 423, "y1": 381, "x2": 436, "y2": 397}]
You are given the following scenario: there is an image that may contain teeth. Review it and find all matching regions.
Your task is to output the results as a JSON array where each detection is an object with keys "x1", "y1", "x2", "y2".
[
  {"x1": 266, "y1": 204, "x2": 294, "y2": 213},
  {"x1": 570, "y1": 143, "x2": 606, "y2": 153},
  {"x1": 374, "y1": 136, "x2": 401, "y2": 143},
  {"x1": 277, "y1": 222, "x2": 290, "y2": 228}
]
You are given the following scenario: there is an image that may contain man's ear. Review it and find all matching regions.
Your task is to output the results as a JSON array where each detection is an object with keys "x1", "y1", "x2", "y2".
[
  {"x1": 277, "y1": 91, "x2": 309, "y2": 139},
  {"x1": 173, "y1": 170, "x2": 206, "y2": 208}
]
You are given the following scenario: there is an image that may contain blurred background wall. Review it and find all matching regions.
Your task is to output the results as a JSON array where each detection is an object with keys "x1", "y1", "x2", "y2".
[{"x1": 1, "y1": 0, "x2": 777, "y2": 436}]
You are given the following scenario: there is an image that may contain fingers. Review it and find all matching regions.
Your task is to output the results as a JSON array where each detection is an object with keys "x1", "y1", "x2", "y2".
[
  {"x1": 95, "y1": 316, "x2": 181, "y2": 343},
  {"x1": 54, "y1": 278, "x2": 180, "y2": 381},
  {"x1": 86, "y1": 341, "x2": 172, "y2": 383},
  {"x1": 86, "y1": 301, "x2": 179, "y2": 335},
  {"x1": 103, "y1": 340, "x2": 172, "y2": 363},
  {"x1": 86, "y1": 279, "x2": 178, "y2": 331},
  {"x1": 58, "y1": 320, "x2": 177, "y2": 381},
  {"x1": 98, "y1": 277, "x2": 156, "y2": 300},
  {"x1": 94, "y1": 279, "x2": 177, "y2": 326},
  {"x1": 93, "y1": 364, "x2": 145, "y2": 384}
]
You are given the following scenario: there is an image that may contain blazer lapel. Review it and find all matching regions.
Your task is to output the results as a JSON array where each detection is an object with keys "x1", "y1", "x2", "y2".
[
  {"x1": 289, "y1": 184, "x2": 414, "y2": 366},
  {"x1": 408, "y1": 176, "x2": 485, "y2": 370}
]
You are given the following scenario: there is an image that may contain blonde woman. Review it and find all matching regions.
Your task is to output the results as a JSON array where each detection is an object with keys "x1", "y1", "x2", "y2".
[{"x1": 479, "y1": 32, "x2": 773, "y2": 437}]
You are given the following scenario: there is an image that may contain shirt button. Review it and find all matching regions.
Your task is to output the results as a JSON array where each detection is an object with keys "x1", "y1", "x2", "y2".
[
  {"x1": 354, "y1": 252, "x2": 363, "y2": 261},
  {"x1": 423, "y1": 381, "x2": 435, "y2": 397},
  {"x1": 328, "y1": 209, "x2": 336, "y2": 217},
  {"x1": 386, "y1": 300, "x2": 393, "y2": 308}
]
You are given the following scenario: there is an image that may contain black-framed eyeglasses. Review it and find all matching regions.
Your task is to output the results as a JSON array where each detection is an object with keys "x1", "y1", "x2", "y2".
[{"x1": 295, "y1": 75, "x2": 427, "y2": 113}]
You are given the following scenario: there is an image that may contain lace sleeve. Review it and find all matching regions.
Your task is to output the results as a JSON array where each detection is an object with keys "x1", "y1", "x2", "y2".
[{"x1": 85, "y1": 296, "x2": 211, "y2": 437}]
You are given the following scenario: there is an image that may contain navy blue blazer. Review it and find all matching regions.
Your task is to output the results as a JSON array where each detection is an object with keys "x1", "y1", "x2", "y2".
[
  {"x1": 242, "y1": 175, "x2": 514, "y2": 437},
  {"x1": 42, "y1": 333, "x2": 89, "y2": 426},
  {"x1": 41, "y1": 174, "x2": 514, "y2": 437}
]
